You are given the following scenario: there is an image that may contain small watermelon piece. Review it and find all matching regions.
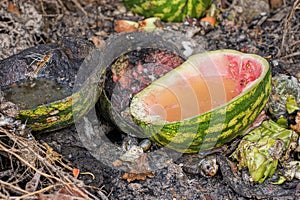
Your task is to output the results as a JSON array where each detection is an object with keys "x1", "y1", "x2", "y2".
[
  {"x1": 0, "y1": 38, "x2": 101, "y2": 132},
  {"x1": 130, "y1": 50, "x2": 272, "y2": 153},
  {"x1": 123, "y1": 0, "x2": 212, "y2": 22},
  {"x1": 99, "y1": 48, "x2": 185, "y2": 137}
]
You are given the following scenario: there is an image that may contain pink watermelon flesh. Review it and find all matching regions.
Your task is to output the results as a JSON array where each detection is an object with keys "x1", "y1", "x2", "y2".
[
  {"x1": 103, "y1": 49, "x2": 185, "y2": 132},
  {"x1": 138, "y1": 54, "x2": 263, "y2": 122}
]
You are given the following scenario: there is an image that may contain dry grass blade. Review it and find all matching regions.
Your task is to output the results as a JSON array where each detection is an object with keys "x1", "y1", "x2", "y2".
[
  {"x1": 0, "y1": 118, "x2": 107, "y2": 199},
  {"x1": 280, "y1": 0, "x2": 300, "y2": 58}
]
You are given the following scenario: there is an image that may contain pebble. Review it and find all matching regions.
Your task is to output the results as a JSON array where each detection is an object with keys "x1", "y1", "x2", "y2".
[
  {"x1": 128, "y1": 183, "x2": 142, "y2": 191},
  {"x1": 271, "y1": 60, "x2": 279, "y2": 66},
  {"x1": 119, "y1": 145, "x2": 143, "y2": 162},
  {"x1": 237, "y1": 34, "x2": 246, "y2": 42},
  {"x1": 122, "y1": 135, "x2": 138, "y2": 151},
  {"x1": 181, "y1": 41, "x2": 193, "y2": 57},
  {"x1": 139, "y1": 139, "x2": 152, "y2": 151}
]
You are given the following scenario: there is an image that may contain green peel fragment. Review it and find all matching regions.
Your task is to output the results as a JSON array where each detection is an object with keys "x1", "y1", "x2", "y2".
[
  {"x1": 286, "y1": 95, "x2": 299, "y2": 114},
  {"x1": 267, "y1": 74, "x2": 300, "y2": 121},
  {"x1": 231, "y1": 120, "x2": 296, "y2": 183},
  {"x1": 276, "y1": 116, "x2": 288, "y2": 128}
]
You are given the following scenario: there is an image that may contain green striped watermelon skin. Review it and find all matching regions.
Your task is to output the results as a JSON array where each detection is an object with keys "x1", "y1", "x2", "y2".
[
  {"x1": 17, "y1": 96, "x2": 74, "y2": 132},
  {"x1": 131, "y1": 50, "x2": 272, "y2": 153},
  {"x1": 17, "y1": 77, "x2": 103, "y2": 132},
  {"x1": 123, "y1": 0, "x2": 212, "y2": 22}
]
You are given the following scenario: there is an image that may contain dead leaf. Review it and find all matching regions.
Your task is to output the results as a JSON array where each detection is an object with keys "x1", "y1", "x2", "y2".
[
  {"x1": 114, "y1": 20, "x2": 138, "y2": 33},
  {"x1": 290, "y1": 111, "x2": 300, "y2": 134},
  {"x1": 7, "y1": 1, "x2": 21, "y2": 15},
  {"x1": 73, "y1": 168, "x2": 80, "y2": 179},
  {"x1": 122, "y1": 171, "x2": 155, "y2": 182},
  {"x1": 200, "y1": 16, "x2": 217, "y2": 26},
  {"x1": 121, "y1": 153, "x2": 155, "y2": 182}
]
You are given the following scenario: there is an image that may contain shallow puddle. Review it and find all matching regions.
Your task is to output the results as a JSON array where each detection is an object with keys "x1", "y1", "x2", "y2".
[
  {"x1": 143, "y1": 76, "x2": 239, "y2": 122},
  {"x1": 3, "y1": 78, "x2": 72, "y2": 109}
]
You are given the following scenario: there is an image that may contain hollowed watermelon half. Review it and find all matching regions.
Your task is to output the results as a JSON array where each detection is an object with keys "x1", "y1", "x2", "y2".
[
  {"x1": 98, "y1": 48, "x2": 185, "y2": 137},
  {"x1": 97, "y1": 32, "x2": 186, "y2": 137},
  {"x1": 0, "y1": 38, "x2": 101, "y2": 132},
  {"x1": 130, "y1": 50, "x2": 272, "y2": 153}
]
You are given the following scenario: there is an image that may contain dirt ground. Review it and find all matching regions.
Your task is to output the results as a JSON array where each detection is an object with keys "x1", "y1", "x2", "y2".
[{"x1": 0, "y1": 0, "x2": 300, "y2": 199}]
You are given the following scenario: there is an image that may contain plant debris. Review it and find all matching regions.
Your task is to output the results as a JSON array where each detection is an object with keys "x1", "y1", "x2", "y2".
[
  {"x1": 114, "y1": 17, "x2": 161, "y2": 33},
  {"x1": 121, "y1": 154, "x2": 155, "y2": 183},
  {"x1": 0, "y1": 93, "x2": 108, "y2": 199},
  {"x1": 290, "y1": 111, "x2": 300, "y2": 134},
  {"x1": 231, "y1": 120, "x2": 298, "y2": 183}
]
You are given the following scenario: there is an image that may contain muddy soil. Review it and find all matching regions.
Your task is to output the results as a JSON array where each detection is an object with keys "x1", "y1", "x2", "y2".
[{"x1": 1, "y1": 0, "x2": 299, "y2": 199}]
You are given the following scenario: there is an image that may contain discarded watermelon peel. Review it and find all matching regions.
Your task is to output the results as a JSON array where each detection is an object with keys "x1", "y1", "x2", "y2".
[{"x1": 130, "y1": 50, "x2": 271, "y2": 153}]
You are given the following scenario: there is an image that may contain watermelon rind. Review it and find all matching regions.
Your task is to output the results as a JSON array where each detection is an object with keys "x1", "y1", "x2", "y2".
[
  {"x1": 130, "y1": 50, "x2": 272, "y2": 153},
  {"x1": 97, "y1": 32, "x2": 186, "y2": 137},
  {"x1": 0, "y1": 37, "x2": 101, "y2": 132},
  {"x1": 17, "y1": 77, "x2": 103, "y2": 132},
  {"x1": 122, "y1": 0, "x2": 213, "y2": 22}
]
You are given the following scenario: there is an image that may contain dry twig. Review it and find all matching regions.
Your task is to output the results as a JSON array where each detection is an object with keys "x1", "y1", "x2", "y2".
[
  {"x1": 280, "y1": 0, "x2": 300, "y2": 57},
  {"x1": 0, "y1": 119, "x2": 108, "y2": 199}
]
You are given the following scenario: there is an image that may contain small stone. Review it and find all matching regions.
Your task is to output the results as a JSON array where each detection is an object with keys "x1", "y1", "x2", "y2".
[
  {"x1": 139, "y1": 139, "x2": 152, "y2": 151},
  {"x1": 128, "y1": 183, "x2": 142, "y2": 191},
  {"x1": 271, "y1": 60, "x2": 279, "y2": 66},
  {"x1": 181, "y1": 41, "x2": 193, "y2": 57},
  {"x1": 237, "y1": 34, "x2": 246, "y2": 42},
  {"x1": 119, "y1": 145, "x2": 143, "y2": 163}
]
